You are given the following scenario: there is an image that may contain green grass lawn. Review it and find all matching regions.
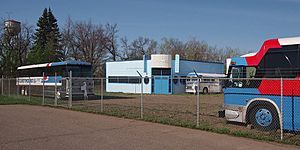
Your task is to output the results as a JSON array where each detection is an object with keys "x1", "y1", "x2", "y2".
[{"x1": 0, "y1": 95, "x2": 42, "y2": 105}]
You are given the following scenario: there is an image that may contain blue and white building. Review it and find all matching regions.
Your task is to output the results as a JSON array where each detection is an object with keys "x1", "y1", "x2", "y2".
[{"x1": 106, "y1": 54, "x2": 224, "y2": 94}]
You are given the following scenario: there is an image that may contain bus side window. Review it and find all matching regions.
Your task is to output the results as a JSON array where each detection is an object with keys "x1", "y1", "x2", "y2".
[{"x1": 246, "y1": 67, "x2": 256, "y2": 78}]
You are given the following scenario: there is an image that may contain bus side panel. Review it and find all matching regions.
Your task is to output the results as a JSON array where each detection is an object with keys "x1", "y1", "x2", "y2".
[
  {"x1": 224, "y1": 88, "x2": 294, "y2": 131},
  {"x1": 224, "y1": 88, "x2": 261, "y2": 106},
  {"x1": 294, "y1": 97, "x2": 300, "y2": 130},
  {"x1": 281, "y1": 96, "x2": 293, "y2": 131},
  {"x1": 293, "y1": 82, "x2": 300, "y2": 131}
]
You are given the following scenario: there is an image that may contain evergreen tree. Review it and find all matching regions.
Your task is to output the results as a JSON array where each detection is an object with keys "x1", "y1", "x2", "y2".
[{"x1": 28, "y1": 8, "x2": 62, "y2": 64}]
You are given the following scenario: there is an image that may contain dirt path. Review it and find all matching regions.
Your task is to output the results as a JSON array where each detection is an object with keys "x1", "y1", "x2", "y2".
[{"x1": 0, "y1": 105, "x2": 298, "y2": 150}]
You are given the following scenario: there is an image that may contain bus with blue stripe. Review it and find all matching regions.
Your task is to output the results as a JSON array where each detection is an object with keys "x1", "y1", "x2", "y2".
[
  {"x1": 224, "y1": 37, "x2": 300, "y2": 131},
  {"x1": 17, "y1": 60, "x2": 94, "y2": 99}
]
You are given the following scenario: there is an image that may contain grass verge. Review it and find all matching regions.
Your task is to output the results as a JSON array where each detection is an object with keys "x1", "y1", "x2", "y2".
[{"x1": 0, "y1": 95, "x2": 42, "y2": 105}]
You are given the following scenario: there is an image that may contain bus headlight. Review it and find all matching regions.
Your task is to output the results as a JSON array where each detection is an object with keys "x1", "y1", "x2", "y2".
[{"x1": 225, "y1": 110, "x2": 239, "y2": 119}]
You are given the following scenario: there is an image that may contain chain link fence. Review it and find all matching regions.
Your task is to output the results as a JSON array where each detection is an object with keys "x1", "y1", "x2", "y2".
[{"x1": 1, "y1": 76, "x2": 300, "y2": 144}]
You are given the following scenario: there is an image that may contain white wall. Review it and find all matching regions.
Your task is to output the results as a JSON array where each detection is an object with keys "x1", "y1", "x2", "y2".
[{"x1": 106, "y1": 60, "x2": 152, "y2": 94}]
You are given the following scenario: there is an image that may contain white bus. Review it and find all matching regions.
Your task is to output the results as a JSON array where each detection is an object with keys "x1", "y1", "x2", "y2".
[
  {"x1": 185, "y1": 72, "x2": 225, "y2": 94},
  {"x1": 17, "y1": 60, "x2": 94, "y2": 99}
]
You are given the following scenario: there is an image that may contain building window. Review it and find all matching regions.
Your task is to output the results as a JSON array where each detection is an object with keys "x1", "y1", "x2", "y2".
[
  {"x1": 180, "y1": 77, "x2": 186, "y2": 84},
  {"x1": 152, "y1": 68, "x2": 171, "y2": 76},
  {"x1": 108, "y1": 77, "x2": 118, "y2": 83},
  {"x1": 108, "y1": 76, "x2": 141, "y2": 84},
  {"x1": 173, "y1": 78, "x2": 178, "y2": 84},
  {"x1": 173, "y1": 77, "x2": 178, "y2": 84}
]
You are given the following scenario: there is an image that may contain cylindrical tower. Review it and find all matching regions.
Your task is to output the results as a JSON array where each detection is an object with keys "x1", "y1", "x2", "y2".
[{"x1": 4, "y1": 20, "x2": 21, "y2": 36}]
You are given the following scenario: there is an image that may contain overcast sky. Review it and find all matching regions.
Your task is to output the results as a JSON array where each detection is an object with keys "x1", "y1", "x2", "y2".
[{"x1": 1, "y1": 0, "x2": 300, "y2": 52}]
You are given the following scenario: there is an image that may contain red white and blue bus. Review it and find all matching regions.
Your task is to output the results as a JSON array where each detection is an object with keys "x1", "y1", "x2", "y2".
[
  {"x1": 17, "y1": 60, "x2": 94, "y2": 99},
  {"x1": 224, "y1": 37, "x2": 300, "y2": 131}
]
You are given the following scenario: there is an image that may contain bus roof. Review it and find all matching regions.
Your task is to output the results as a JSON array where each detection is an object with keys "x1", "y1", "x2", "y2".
[
  {"x1": 17, "y1": 60, "x2": 91, "y2": 70},
  {"x1": 230, "y1": 36, "x2": 300, "y2": 66},
  {"x1": 187, "y1": 72, "x2": 226, "y2": 78},
  {"x1": 278, "y1": 36, "x2": 300, "y2": 45}
]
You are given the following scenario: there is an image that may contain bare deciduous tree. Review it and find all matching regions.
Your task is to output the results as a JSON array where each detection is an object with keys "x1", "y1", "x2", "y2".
[
  {"x1": 218, "y1": 47, "x2": 241, "y2": 61},
  {"x1": 185, "y1": 38, "x2": 210, "y2": 61},
  {"x1": 120, "y1": 36, "x2": 157, "y2": 60},
  {"x1": 160, "y1": 38, "x2": 186, "y2": 59},
  {"x1": 119, "y1": 37, "x2": 131, "y2": 61},
  {"x1": 62, "y1": 18, "x2": 108, "y2": 76},
  {"x1": 104, "y1": 23, "x2": 119, "y2": 61},
  {"x1": 159, "y1": 37, "x2": 241, "y2": 62}
]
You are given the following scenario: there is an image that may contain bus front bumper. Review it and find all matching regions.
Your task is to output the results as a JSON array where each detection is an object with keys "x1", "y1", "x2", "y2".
[{"x1": 220, "y1": 105, "x2": 246, "y2": 123}]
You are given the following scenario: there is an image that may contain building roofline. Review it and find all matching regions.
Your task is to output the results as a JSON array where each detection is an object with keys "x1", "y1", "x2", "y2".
[
  {"x1": 180, "y1": 59, "x2": 224, "y2": 64},
  {"x1": 106, "y1": 59, "x2": 223, "y2": 64},
  {"x1": 106, "y1": 60, "x2": 145, "y2": 63}
]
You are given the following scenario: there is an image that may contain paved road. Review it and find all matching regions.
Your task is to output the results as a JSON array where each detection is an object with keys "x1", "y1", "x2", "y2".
[{"x1": 0, "y1": 105, "x2": 298, "y2": 150}]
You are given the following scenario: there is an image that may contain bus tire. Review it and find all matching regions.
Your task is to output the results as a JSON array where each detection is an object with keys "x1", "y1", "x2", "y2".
[
  {"x1": 203, "y1": 87, "x2": 208, "y2": 94},
  {"x1": 248, "y1": 103, "x2": 279, "y2": 131}
]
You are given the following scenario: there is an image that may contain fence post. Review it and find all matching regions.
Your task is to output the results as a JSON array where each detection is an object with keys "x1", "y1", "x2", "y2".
[
  {"x1": 1, "y1": 75, "x2": 3, "y2": 95},
  {"x1": 101, "y1": 78, "x2": 104, "y2": 112},
  {"x1": 42, "y1": 72, "x2": 45, "y2": 105},
  {"x1": 29, "y1": 76, "x2": 31, "y2": 101},
  {"x1": 196, "y1": 78, "x2": 200, "y2": 127},
  {"x1": 54, "y1": 72, "x2": 57, "y2": 106},
  {"x1": 280, "y1": 78, "x2": 283, "y2": 140},
  {"x1": 17, "y1": 77, "x2": 19, "y2": 97},
  {"x1": 68, "y1": 71, "x2": 72, "y2": 108},
  {"x1": 8, "y1": 78, "x2": 10, "y2": 96},
  {"x1": 140, "y1": 77, "x2": 144, "y2": 119}
]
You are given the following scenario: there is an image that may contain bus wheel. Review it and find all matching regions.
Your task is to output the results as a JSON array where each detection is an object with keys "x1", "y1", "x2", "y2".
[
  {"x1": 203, "y1": 87, "x2": 208, "y2": 94},
  {"x1": 249, "y1": 104, "x2": 279, "y2": 131}
]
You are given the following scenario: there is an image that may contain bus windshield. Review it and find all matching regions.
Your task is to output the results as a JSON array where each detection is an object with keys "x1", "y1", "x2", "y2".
[{"x1": 230, "y1": 66, "x2": 257, "y2": 78}]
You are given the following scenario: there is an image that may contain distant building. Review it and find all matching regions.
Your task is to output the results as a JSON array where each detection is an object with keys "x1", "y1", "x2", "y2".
[{"x1": 106, "y1": 54, "x2": 224, "y2": 94}]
